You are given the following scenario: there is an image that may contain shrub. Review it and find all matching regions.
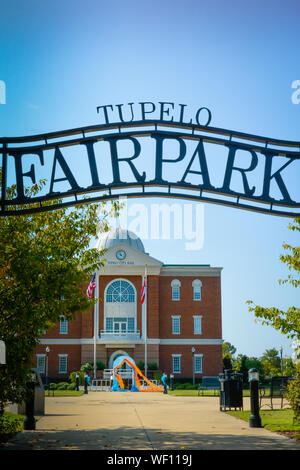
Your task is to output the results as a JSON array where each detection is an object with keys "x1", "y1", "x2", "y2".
[
  {"x1": 175, "y1": 384, "x2": 185, "y2": 390},
  {"x1": 67, "y1": 383, "x2": 76, "y2": 390},
  {"x1": 184, "y1": 383, "x2": 195, "y2": 390},
  {"x1": 56, "y1": 382, "x2": 70, "y2": 390},
  {"x1": 137, "y1": 361, "x2": 145, "y2": 370},
  {"x1": 148, "y1": 362, "x2": 158, "y2": 370},
  {"x1": 49, "y1": 383, "x2": 57, "y2": 390},
  {"x1": 96, "y1": 361, "x2": 105, "y2": 370},
  {"x1": 80, "y1": 363, "x2": 93, "y2": 372},
  {"x1": 288, "y1": 366, "x2": 300, "y2": 423},
  {"x1": 69, "y1": 371, "x2": 84, "y2": 385},
  {"x1": 0, "y1": 412, "x2": 23, "y2": 437}
]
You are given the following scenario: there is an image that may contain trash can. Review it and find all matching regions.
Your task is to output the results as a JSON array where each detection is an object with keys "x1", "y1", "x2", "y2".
[
  {"x1": 10, "y1": 368, "x2": 45, "y2": 416},
  {"x1": 219, "y1": 369, "x2": 243, "y2": 411}
]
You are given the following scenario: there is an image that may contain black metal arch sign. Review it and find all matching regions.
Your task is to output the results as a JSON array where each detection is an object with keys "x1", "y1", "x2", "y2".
[{"x1": 1, "y1": 102, "x2": 299, "y2": 217}]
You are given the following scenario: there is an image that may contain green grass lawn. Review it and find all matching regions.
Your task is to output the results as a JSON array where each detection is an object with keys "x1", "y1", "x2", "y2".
[
  {"x1": 227, "y1": 409, "x2": 300, "y2": 434},
  {"x1": 168, "y1": 389, "x2": 251, "y2": 397},
  {"x1": 45, "y1": 390, "x2": 84, "y2": 397}
]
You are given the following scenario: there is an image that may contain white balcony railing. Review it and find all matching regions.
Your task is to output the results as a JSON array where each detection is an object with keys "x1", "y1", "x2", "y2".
[
  {"x1": 103, "y1": 369, "x2": 134, "y2": 379},
  {"x1": 100, "y1": 330, "x2": 140, "y2": 341}
]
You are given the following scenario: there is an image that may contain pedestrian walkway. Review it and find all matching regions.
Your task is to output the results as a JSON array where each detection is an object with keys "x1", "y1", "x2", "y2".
[{"x1": 1, "y1": 392, "x2": 299, "y2": 450}]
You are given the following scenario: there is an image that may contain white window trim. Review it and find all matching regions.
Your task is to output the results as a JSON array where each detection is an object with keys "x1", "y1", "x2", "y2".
[
  {"x1": 58, "y1": 354, "x2": 68, "y2": 374},
  {"x1": 60, "y1": 315, "x2": 68, "y2": 335},
  {"x1": 104, "y1": 278, "x2": 137, "y2": 335},
  {"x1": 194, "y1": 353, "x2": 203, "y2": 373},
  {"x1": 193, "y1": 315, "x2": 203, "y2": 335},
  {"x1": 171, "y1": 279, "x2": 181, "y2": 301},
  {"x1": 171, "y1": 315, "x2": 181, "y2": 335},
  {"x1": 36, "y1": 354, "x2": 46, "y2": 374},
  {"x1": 192, "y1": 279, "x2": 202, "y2": 301},
  {"x1": 172, "y1": 354, "x2": 182, "y2": 374}
]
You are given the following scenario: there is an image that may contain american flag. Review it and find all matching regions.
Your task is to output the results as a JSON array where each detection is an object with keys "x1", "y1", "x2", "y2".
[
  {"x1": 86, "y1": 273, "x2": 96, "y2": 298},
  {"x1": 141, "y1": 272, "x2": 146, "y2": 305}
]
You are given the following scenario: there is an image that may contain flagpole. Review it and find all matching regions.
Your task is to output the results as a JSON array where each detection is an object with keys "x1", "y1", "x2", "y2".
[
  {"x1": 93, "y1": 272, "x2": 98, "y2": 380},
  {"x1": 144, "y1": 265, "x2": 148, "y2": 379}
]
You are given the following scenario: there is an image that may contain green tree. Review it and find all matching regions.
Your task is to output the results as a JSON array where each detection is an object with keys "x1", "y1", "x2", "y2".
[
  {"x1": 223, "y1": 354, "x2": 233, "y2": 371},
  {"x1": 235, "y1": 354, "x2": 249, "y2": 386},
  {"x1": 247, "y1": 218, "x2": 300, "y2": 340},
  {"x1": 260, "y1": 348, "x2": 281, "y2": 377},
  {"x1": 245, "y1": 357, "x2": 264, "y2": 381},
  {"x1": 0, "y1": 180, "x2": 120, "y2": 415},
  {"x1": 222, "y1": 341, "x2": 236, "y2": 370},
  {"x1": 282, "y1": 357, "x2": 295, "y2": 377},
  {"x1": 222, "y1": 342, "x2": 237, "y2": 357}
]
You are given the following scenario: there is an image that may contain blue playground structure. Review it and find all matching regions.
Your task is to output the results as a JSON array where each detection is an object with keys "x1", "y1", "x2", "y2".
[{"x1": 111, "y1": 355, "x2": 163, "y2": 392}]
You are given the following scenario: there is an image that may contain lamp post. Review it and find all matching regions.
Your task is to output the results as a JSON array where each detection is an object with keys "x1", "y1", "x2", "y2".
[
  {"x1": 170, "y1": 373, "x2": 174, "y2": 391},
  {"x1": 192, "y1": 347, "x2": 195, "y2": 386},
  {"x1": 45, "y1": 346, "x2": 50, "y2": 389},
  {"x1": 248, "y1": 368, "x2": 261, "y2": 428}
]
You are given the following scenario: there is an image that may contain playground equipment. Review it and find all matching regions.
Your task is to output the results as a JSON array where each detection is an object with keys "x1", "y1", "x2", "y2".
[{"x1": 111, "y1": 355, "x2": 163, "y2": 392}]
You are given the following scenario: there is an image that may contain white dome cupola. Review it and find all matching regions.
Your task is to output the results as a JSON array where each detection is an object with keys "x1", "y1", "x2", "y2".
[{"x1": 96, "y1": 227, "x2": 145, "y2": 253}]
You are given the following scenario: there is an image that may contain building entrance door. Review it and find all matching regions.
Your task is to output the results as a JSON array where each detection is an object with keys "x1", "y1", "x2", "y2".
[{"x1": 114, "y1": 321, "x2": 127, "y2": 334}]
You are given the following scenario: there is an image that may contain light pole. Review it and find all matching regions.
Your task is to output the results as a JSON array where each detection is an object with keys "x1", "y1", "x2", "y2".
[
  {"x1": 192, "y1": 347, "x2": 195, "y2": 386},
  {"x1": 248, "y1": 368, "x2": 261, "y2": 428},
  {"x1": 170, "y1": 373, "x2": 174, "y2": 391},
  {"x1": 45, "y1": 346, "x2": 50, "y2": 389},
  {"x1": 280, "y1": 346, "x2": 283, "y2": 377}
]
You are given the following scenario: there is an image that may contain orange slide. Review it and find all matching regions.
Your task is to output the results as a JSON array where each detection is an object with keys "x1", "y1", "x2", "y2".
[{"x1": 113, "y1": 357, "x2": 163, "y2": 392}]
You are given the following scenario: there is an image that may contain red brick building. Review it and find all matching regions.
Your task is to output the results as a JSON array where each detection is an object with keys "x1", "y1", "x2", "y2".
[{"x1": 35, "y1": 228, "x2": 223, "y2": 379}]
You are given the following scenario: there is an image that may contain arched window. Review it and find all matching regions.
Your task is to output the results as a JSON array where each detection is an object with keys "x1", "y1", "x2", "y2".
[
  {"x1": 104, "y1": 279, "x2": 137, "y2": 336},
  {"x1": 192, "y1": 279, "x2": 202, "y2": 301},
  {"x1": 106, "y1": 280, "x2": 135, "y2": 303},
  {"x1": 171, "y1": 279, "x2": 181, "y2": 301}
]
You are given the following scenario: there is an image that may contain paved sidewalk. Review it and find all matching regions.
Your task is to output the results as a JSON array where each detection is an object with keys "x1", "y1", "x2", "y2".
[{"x1": 1, "y1": 392, "x2": 299, "y2": 450}]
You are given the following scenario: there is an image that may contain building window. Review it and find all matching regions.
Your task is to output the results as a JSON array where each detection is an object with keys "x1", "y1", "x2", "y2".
[
  {"x1": 171, "y1": 279, "x2": 181, "y2": 300},
  {"x1": 106, "y1": 280, "x2": 135, "y2": 303},
  {"x1": 172, "y1": 316, "x2": 181, "y2": 334},
  {"x1": 60, "y1": 316, "x2": 68, "y2": 334},
  {"x1": 194, "y1": 354, "x2": 203, "y2": 373},
  {"x1": 172, "y1": 354, "x2": 181, "y2": 374},
  {"x1": 192, "y1": 279, "x2": 202, "y2": 301},
  {"x1": 105, "y1": 317, "x2": 135, "y2": 333},
  {"x1": 127, "y1": 317, "x2": 135, "y2": 332},
  {"x1": 106, "y1": 317, "x2": 113, "y2": 332},
  {"x1": 36, "y1": 354, "x2": 45, "y2": 374},
  {"x1": 58, "y1": 354, "x2": 68, "y2": 374},
  {"x1": 193, "y1": 315, "x2": 202, "y2": 334}
]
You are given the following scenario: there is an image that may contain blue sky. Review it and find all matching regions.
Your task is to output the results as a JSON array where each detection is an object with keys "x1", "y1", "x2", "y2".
[{"x1": 0, "y1": 0, "x2": 299, "y2": 358}]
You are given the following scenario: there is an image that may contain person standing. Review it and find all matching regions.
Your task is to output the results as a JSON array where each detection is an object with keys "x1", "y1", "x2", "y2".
[{"x1": 161, "y1": 373, "x2": 168, "y2": 394}]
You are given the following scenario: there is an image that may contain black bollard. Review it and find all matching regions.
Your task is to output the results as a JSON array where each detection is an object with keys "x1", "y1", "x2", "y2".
[
  {"x1": 23, "y1": 381, "x2": 36, "y2": 430},
  {"x1": 248, "y1": 368, "x2": 262, "y2": 428}
]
